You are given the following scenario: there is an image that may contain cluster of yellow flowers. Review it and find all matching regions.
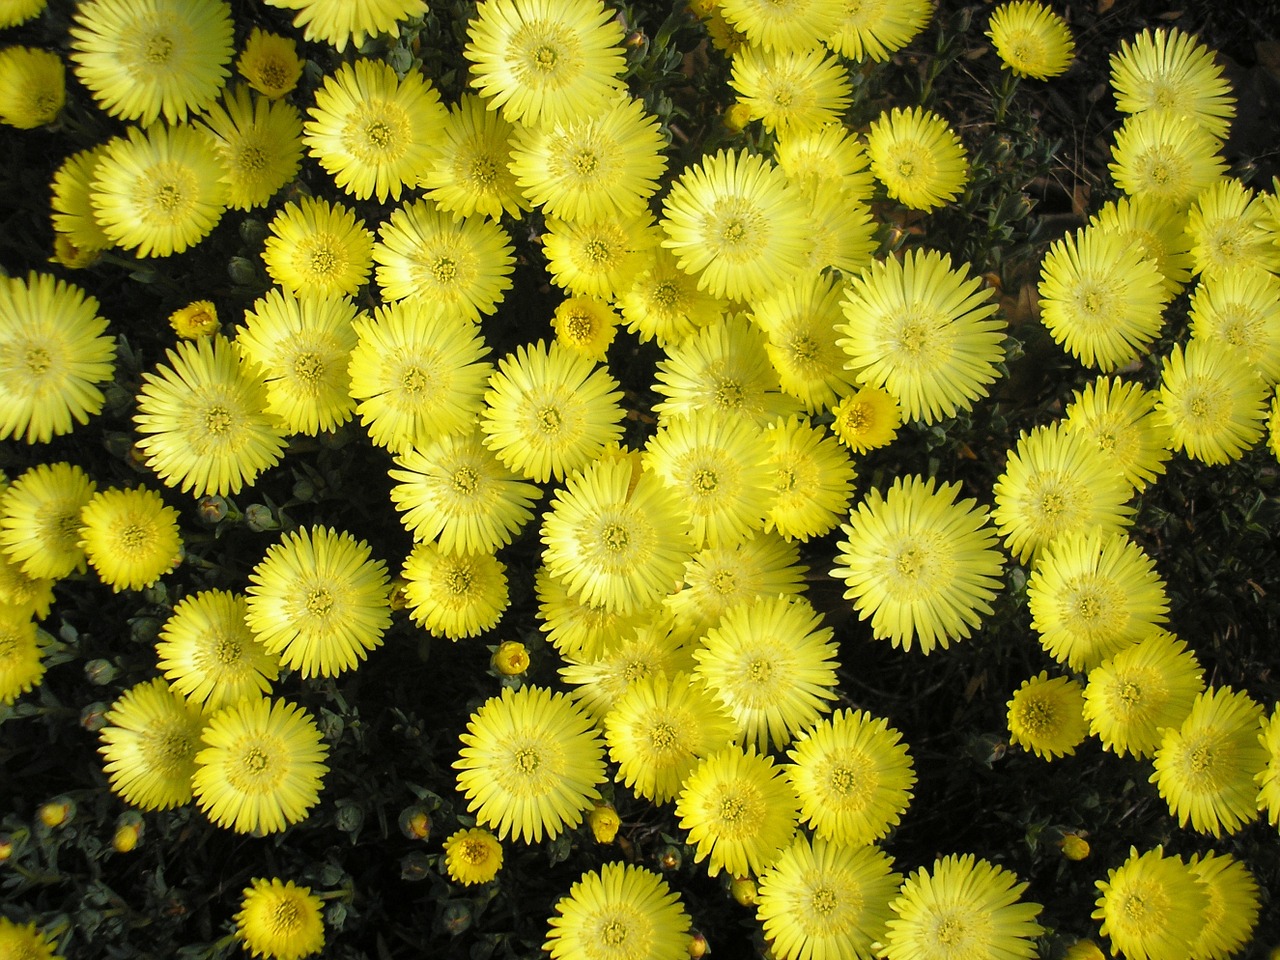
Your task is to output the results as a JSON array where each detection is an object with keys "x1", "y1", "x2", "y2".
[{"x1": 3, "y1": 0, "x2": 1280, "y2": 957}]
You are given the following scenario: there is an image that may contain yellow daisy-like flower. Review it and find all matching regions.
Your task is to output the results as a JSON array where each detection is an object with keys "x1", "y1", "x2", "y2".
[
  {"x1": 1156, "y1": 338, "x2": 1268, "y2": 465},
  {"x1": 49, "y1": 144, "x2": 114, "y2": 264},
  {"x1": 773, "y1": 123, "x2": 874, "y2": 198},
  {"x1": 69, "y1": 0, "x2": 232, "y2": 126},
  {"x1": 401, "y1": 542, "x2": 509, "y2": 640},
  {"x1": 1082, "y1": 629, "x2": 1203, "y2": 759},
  {"x1": 881, "y1": 854, "x2": 1044, "y2": 960},
  {"x1": 541, "y1": 457, "x2": 691, "y2": 616},
  {"x1": 1089, "y1": 194, "x2": 1194, "y2": 296},
  {"x1": 0, "y1": 46, "x2": 64, "y2": 129},
  {"x1": 235, "y1": 877, "x2": 325, "y2": 960},
  {"x1": 560, "y1": 617, "x2": 696, "y2": 721},
  {"x1": 98, "y1": 677, "x2": 204, "y2": 810},
  {"x1": 192, "y1": 696, "x2": 329, "y2": 834},
  {"x1": 481, "y1": 339, "x2": 624, "y2": 483},
  {"x1": 1187, "y1": 852, "x2": 1259, "y2": 960},
  {"x1": 763, "y1": 415, "x2": 856, "y2": 542},
  {"x1": 1151, "y1": 685, "x2": 1265, "y2": 837},
  {"x1": 986, "y1": 1, "x2": 1074, "y2": 80},
  {"x1": 372, "y1": 200, "x2": 514, "y2": 320},
  {"x1": 660, "y1": 148, "x2": 812, "y2": 304},
  {"x1": 1185, "y1": 178, "x2": 1280, "y2": 280},
  {"x1": 170, "y1": 300, "x2": 220, "y2": 340},
  {"x1": 304, "y1": 59, "x2": 447, "y2": 204},
  {"x1": 135, "y1": 335, "x2": 287, "y2": 497},
  {"x1": 509, "y1": 95, "x2": 668, "y2": 223},
  {"x1": 618, "y1": 247, "x2": 728, "y2": 349},
  {"x1": 545, "y1": 862, "x2": 692, "y2": 960},
  {"x1": 729, "y1": 46, "x2": 851, "y2": 137},
  {"x1": 1093, "y1": 846, "x2": 1209, "y2": 960},
  {"x1": 418, "y1": 93, "x2": 529, "y2": 222},
  {"x1": 0, "y1": 0, "x2": 46, "y2": 28},
  {"x1": 261, "y1": 196, "x2": 374, "y2": 298},
  {"x1": 604, "y1": 671, "x2": 736, "y2": 803},
  {"x1": 642, "y1": 412, "x2": 773, "y2": 549},
  {"x1": 831, "y1": 475, "x2": 1005, "y2": 654},
  {"x1": 1064, "y1": 377, "x2": 1173, "y2": 492},
  {"x1": 0, "y1": 555, "x2": 54, "y2": 620},
  {"x1": 79, "y1": 486, "x2": 182, "y2": 592},
  {"x1": 348, "y1": 301, "x2": 493, "y2": 455},
  {"x1": 866, "y1": 106, "x2": 969, "y2": 212},
  {"x1": 444, "y1": 828, "x2": 504, "y2": 886},
  {"x1": 654, "y1": 313, "x2": 800, "y2": 427},
  {"x1": 1006, "y1": 672, "x2": 1088, "y2": 760},
  {"x1": 454, "y1": 684, "x2": 606, "y2": 843},
  {"x1": 825, "y1": 0, "x2": 931, "y2": 61},
  {"x1": 831, "y1": 385, "x2": 901, "y2": 453},
  {"x1": 799, "y1": 186, "x2": 879, "y2": 277},
  {"x1": 234, "y1": 288, "x2": 360, "y2": 437},
  {"x1": 0, "y1": 608, "x2": 44, "y2": 705},
  {"x1": 785, "y1": 708, "x2": 915, "y2": 847},
  {"x1": 91, "y1": 123, "x2": 228, "y2": 258},
  {"x1": 0, "y1": 918, "x2": 62, "y2": 960},
  {"x1": 752, "y1": 274, "x2": 857, "y2": 413},
  {"x1": 1189, "y1": 267, "x2": 1280, "y2": 384},
  {"x1": 389, "y1": 427, "x2": 541, "y2": 555},
  {"x1": 553, "y1": 295, "x2": 620, "y2": 361},
  {"x1": 756, "y1": 836, "x2": 900, "y2": 960},
  {"x1": 264, "y1": 0, "x2": 428, "y2": 51},
  {"x1": 543, "y1": 211, "x2": 657, "y2": 297},
  {"x1": 0, "y1": 462, "x2": 94, "y2": 580},
  {"x1": 236, "y1": 28, "x2": 303, "y2": 99},
  {"x1": 536, "y1": 565, "x2": 644, "y2": 662},
  {"x1": 1108, "y1": 109, "x2": 1227, "y2": 208},
  {"x1": 718, "y1": 0, "x2": 840, "y2": 53},
  {"x1": 991, "y1": 422, "x2": 1134, "y2": 566},
  {"x1": 675, "y1": 743, "x2": 799, "y2": 878},
  {"x1": 0, "y1": 272, "x2": 115, "y2": 444},
  {"x1": 838, "y1": 249, "x2": 1004, "y2": 424},
  {"x1": 1110, "y1": 27, "x2": 1236, "y2": 138},
  {"x1": 246, "y1": 526, "x2": 391, "y2": 679},
  {"x1": 1036, "y1": 225, "x2": 1169, "y2": 371},
  {"x1": 1027, "y1": 530, "x2": 1169, "y2": 672},
  {"x1": 694, "y1": 595, "x2": 838, "y2": 752},
  {"x1": 464, "y1": 0, "x2": 627, "y2": 128},
  {"x1": 199, "y1": 84, "x2": 303, "y2": 211},
  {"x1": 1258, "y1": 704, "x2": 1280, "y2": 828},
  {"x1": 156, "y1": 590, "x2": 279, "y2": 711}
]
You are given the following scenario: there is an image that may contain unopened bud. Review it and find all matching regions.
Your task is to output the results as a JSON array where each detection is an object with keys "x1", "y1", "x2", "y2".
[
  {"x1": 84, "y1": 658, "x2": 119, "y2": 685},
  {"x1": 722, "y1": 102, "x2": 752, "y2": 133},
  {"x1": 658, "y1": 844, "x2": 682, "y2": 870},
  {"x1": 688, "y1": 932, "x2": 710, "y2": 958},
  {"x1": 492, "y1": 640, "x2": 529, "y2": 676},
  {"x1": 335, "y1": 803, "x2": 364, "y2": 834},
  {"x1": 80, "y1": 701, "x2": 110, "y2": 732},
  {"x1": 400, "y1": 851, "x2": 431, "y2": 881},
  {"x1": 730, "y1": 876, "x2": 757, "y2": 907},
  {"x1": 441, "y1": 901, "x2": 472, "y2": 936},
  {"x1": 38, "y1": 797, "x2": 75, "y2": 829},
  {"x1": 588, "y1": 804, "x2": 620, "y2": 843},
  {"x1": 0, "y1": 834, "x2": 13, "y2": 862},
  {"x1": 244, "y1": 503, "x2": 278, "y2": 532},
  {"x1": 1058, "y1": 832, "x2": 1090, "y2": 861},
  {"x1": 113, "y1": 812, "x2": 144, "y2": 852},
  {"x1": 197, "y1": 495, "x2": 229, "y2": 523},
  {"x1": 399, "y1": 806, "x2": 432, "y2": 840}
]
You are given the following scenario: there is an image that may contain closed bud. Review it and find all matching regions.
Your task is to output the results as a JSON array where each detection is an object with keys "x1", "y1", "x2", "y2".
[
  {"x1": 228, "y1": 256, "x2": 259, "y2": 286},
  {"x1": 84, "y1": 658, "x2": 118, "y2": 685},
  {"x1": 38, "y1": 797, "x2": 75, "y2": 829},
  {"x1": 688, "y1": 932, "x2": 710, "y2": 958},
  {"x1": 730, "y1": 876, "x2": 757, "y2": 907},
  {"x1": 197, "y1": 495, "x2": 229, "y2": 523},
  {"x1": 244, "y1": 503, "x2": 279, "y2": 532},
  {"x1": 113, "y1": 812, "x2": 144, "y2": 852},
  {"x1": 722, "y1": 102, "x2": 752, "y2": 133},
  {"x1": 0, "y1": 834, "x2": 13, "y2": 862},
  {"x1": 441, "y1": 901, "x2": 472, "y2": 936},
  {"x1": 388, "y1": 578, "x2": 411, "y2": 611},
  {"x1": 335, "y1": 803, "x2": 364, "y2": 834},
  {"x1": 658, "y1": 845, "x2": 682, "y2": 870},
  {"x1": 1058, "y1": 832, "x2": 1090, "y2": 861},
  {"x1": 492, "y1": 640, "x2": 530, "y2": 676},
  {"x1": 399, "y1": 806, "x2": 432, "y2": 840},
  {"x1": 588, "y1": 804, "x2": 620, "y2": 843},
  {"x1": 80, "y1": 702, "x2": 110, "y2": 732},
  {"x1": 400, "y1": 851, "x2": 431, "y2": 881},
  {"x1": 129, "y1": 617, "x2": 162, "y2": 644}
]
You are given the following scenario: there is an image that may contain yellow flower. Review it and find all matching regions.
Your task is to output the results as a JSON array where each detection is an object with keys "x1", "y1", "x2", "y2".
[
  {"x1": 986, "y1": 1, "x2": 1074, "y2": 80},
  {"x1": 418, "y1": 93, "x2": 529, "y2": 222},
  {"x1": 1093, "y1": 846, "x2": 1208, "y2": 960},
  {"x1": 0, "y1": 0, "x2": 46, "y2": 28},
  {"x1": 1108, "y1": 109, "x2": 1227, "y2": 208},
  {"x1": 1006, "y1": 672, "x2": 1088, "y2": 760},
  {"x1": 553, "y1": 295, "x2": 620, "y2": 361},
  {"x1": 1089, "y1": 194, "x2": 1194, "y2": 295},
  {"x1": 192, "y1": 697, "x2": 329, "y2": 834},
  {"x1": 0, "y1": 553, "x2": 54, "y2": 619},
  {"x1": 235, "y1": 877, "x2": 325, "y2": 960},
  {"x1": 263, "y1": 0, "x2": 428, "y2": 52},
  {"x1": 454, "y1": 685, "x2": 606, "y2": 843},
  {"x1": 618, "y1": 248, "x2": 728, "y2": 349},
  {"x1": 762, "y1": 416, "x2": 855, "y2": 542},
  {"x1": 156, "y1": 590, "x2": 279, "y2": 711},
  {"x1": 444, "y1": 828, "x2": 503, "y2": 886},
  {"x1": 1185, "y1": 178, "x2": 1280, "y2": 279},
  {"x1": 98, "y1": 677, "x2": 204, "y2": 810},
  {"x1": 0, "y1": 46, "x2": 64, "y2": 129},
  {"x1": 1156, "y1": 339, "x2": 1268, "y2": 464},
  {"x1": 69, "y1": 0, "x2": 233, "y2": 125},
  {"x1": 245, "y1": 526, "x2": 392, "y2": 679},
  {"x1": 798, "y1": 186, "x2": 879, "y2": 277},
  {"x1": 0, "y1": 607, "x2": 44, "y2": 705},
  {"x1": 866, "y1": 106, "x2": 969, "y2": 211},
  {"x1": 236, "y1": 28, "x2": 302, "y2": 99},
  {"x1": 464, "y1": 0, "x2": 627, "y2": 127},
  {"x1": 79, "y1": 486, "x2": 182, "y2": 592},
  {"x1": 491, "y1": 640, "x2": 529, "y2": 676},
  {"x1": 304, "y1": 59, "x2": 447, "y2": 203},
  {"x1": 199, "y1": 84, "x2": 304, "y2": 211},
  {"x1": 134, "y1": 335, "x2": 288, "y2": 497},
  {"x1": 831, "y1": 385, "x2": 900, "y2": 452},
  {"x1": 717, "y1": 0, "x2": 840, "y2": 53},
  {"x1": 587, "y1": 803, "x2": 621, "y2": 842},
  {"x1": 773, "y1": 122, "x2": 874, "y2": 197},
  {"x1": 753, "y1": 275, "x2": 858, "y2": 413},
  {"x1": 0, "y1": 272, "x2": 115, "y2": 444},
  {"x1": 1189, "y1": 266, "x2": 1280, "y2": 384},
  {"x1": 1187, "y1": 852, "x2": 1260, "y2": 960},
  {"x1": 49, "y1": 145, "x2": 114, "y2": 263},
  {"x1": 536, "y1": 565, "x2": 644, "y2": 662},
  {"x1": 401, "y1": 542, "x2": 509, "y2": 640},
  {"x1": 559, "y1": 617, "x2": 695, "y2": 721},
  {"x1": 825, "y1": 0, "x2": 932, "y2": 62},
  {"x1": 0, "y1": 462, "x2": 95, "y2": 580},
  {"x1": 545, "y1": 863, "x2": 691, "y2": 960},
  {"x1": 1064, "y1": 376, "x2": 1173, "y2": 492},
  {"x1": 0, "y1": 918, "x2": 63, "y2": 960},
  {"x1": 729, "y1": 46, "x2": 851, "y2": 136},
  {"x1": 261, "y1": 196, "x2": 374, "y2": 298},
  {"x1": 1109, "y1": 27, "x2": 1236, "y2": 138},
  {"x1": 543, "y1": 211, "x2": 657, "y2": 297},
  {"x1": 169, "y1": 300, "x2": 219, "y2": 339}
]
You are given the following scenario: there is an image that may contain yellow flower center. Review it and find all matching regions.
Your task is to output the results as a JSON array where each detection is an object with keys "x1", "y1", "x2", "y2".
[
  {"x1": 205, "y1": 405, "x2": 234, "y2": 435},
  {"x1": 451, "y1": 466, "x2": 480, "y2": 494},
  {"x1": 306, "y1": 588, "x2": 334, "y2": 617},
  {"x1": 445, "y1": 564, "x2": 473, "y2": 596},
  {"x1": 532, "y1": 44, "x2": 560, "y2": 71},
  {"x1": 461, "y1": 837, "x2": 491, "y2": 864},
  {"x1": 820, "y1": 752, "x2": 876, "y2": 809},
  {"x1": 467, "y1": 154, "x2": 500, "y2": 189},
  {"x1": 269, "y1": 898, "x2": 303, "y2": 934},
  {"x1": 144, "y1": 33, "x2": 174, "y2": 65},
  {"x1": 712, "y1": 782, "x2": 763, "y2": 837},
  {"x1": 1015, "y1": 697, "x2": 1054, "y2": 734},
  {"x1": 712, "y1": 378, "x2": 745, "y2": 409},
  {"x1": 146, "y1": 727, "x2": 196, "y2": 774},
  {"x1": 601, "y1": 919, "x2": 629, "y2": 946},
  {"x1": 236, "y1": 144, "x2": 270, "y2": 174},
  {"x1": 692, "y1": 469, "x2": 719, "y2": 494},
  {"x1": 119, "y1": 522, "x2": 152, "y2": 553},
  {"x1": 214, "y1": 635, "x2": 245, "y2": 665},
  {"x1": 298, "y1": 236, "x2": 346, "y2": 280},
  {"x1": 810, "y1": 886, "x2": 839, "y2": 916},
  {"x1": 564, "y1": 311, "x2": 596, "y2": 344},
  {"x1": 514, "y1": 746, "x2": 541, "y2": 772},
  {"x1": 257, "y1": 60, "x2": 292, "y2": 92},
  {"x1": 843, "y1": 401, "x2": 871, "y2": 432},
  {"x1": 348, "y1": 105, "x2": 410, "y2": 161},
  {"x1": 652, "y1": 280, "x2": 681, "y2": 310},
  {"x1": 536, "y1": 405, "x2": 563, "y2": 434},
  {"x1": 293, "y1": 352, "x2": 324, "y2": 385},
  {"x1": 228, "y1": 739, "x2": 283, "y2": 793},
  {"x1": 24, "y1": 346, "x2": 51, "y2": 376},
  {"x1": 600, "y1": 522, "x2": 630, "y2": 552},
  {"x1": 649, "y1": 721, "x2": 679, "y2": 749},
  {"x1": 142, "y1": 168, "x2": 197, "y2": 224},
  {"x1": 431, "y1": 256, "x2": 458, "y2": 284}
]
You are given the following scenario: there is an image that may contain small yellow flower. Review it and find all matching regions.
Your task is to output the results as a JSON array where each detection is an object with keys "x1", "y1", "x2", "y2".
[
  {"x1": 831, "y1": 386, "x2": 900, "y2": 452},
  {"x1": 169, "y1": 300, "x2": 219, "y2": 339},
  {"x1": 444, "y1": 827, "x2": 504, "y2": 885},
  {"x1": 491, "y1": 640, "x2": 529, "y2": 676},
  {"x1": 235, "y1": 877, "x2": 325, "y2": 960},
  {"x1": 237, "y1": 28, "x2": 303, "y2": 99}
]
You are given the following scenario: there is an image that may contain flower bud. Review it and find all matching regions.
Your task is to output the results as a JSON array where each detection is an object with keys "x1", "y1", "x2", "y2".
[
  {"x1": 722, "y1": 102, "x2": 752, "y2": 133},
  {"x1": 688, "y1": 932, "x2": 710, "y2": 958},
  {"x1": 84, "y1": 658, "x2": 119, "y2": 685},
  {"x1": 227, "y1": 257, "x2": 260, "y2": 287},
  {"x1": 400, "y1": 852, "x2": 431, "y2": 881},
  {"x1": 658, "y1": 844, "x2": 682, "y2": 871},
  {"x1": 335, "y1": 803, "x2": 364, "y2": 834},
  {"x1": 197, "y1": 495, "x2": 229, "y2": 523},
  {"x1": 730, "y1": 876, "x2": 757, "y2": 907},
  {"x1": 399, "y1": 806, "x2": 432, "y2": 841},
  {"x1": 169, "y1": 300, "x2": 220, "y2": 339},
  {"x1": 38, "y1": 797, "x2": 75, "y2": 829},
  {"x1": 0, "y1": 834, "x2": 14, "y2": 862},
  {"x1": 113, "y1": 812, "x2": 144, "y2": 852},
  {"x1": 244, "y1": 503, "x2": 279, "y2": 532},
  {"x1": 492, "y1": 640, "x2": 530, "y2": 676},
  {"x1": 1058, "y1": 832, "x2": 1090, "y2": 861},
  {"x1": 80, "y1": 701, "x2": 110, "y2": 732},
  {"x1": 441, "y1": 901, "x2": 472, "y2": 936},
  {"x1": 588, "y1": 804, "x2": 620, "y2": 843}
]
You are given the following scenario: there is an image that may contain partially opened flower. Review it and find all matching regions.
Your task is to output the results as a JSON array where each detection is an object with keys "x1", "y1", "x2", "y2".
[
  {"x1": 401, "y1": 542, "x2": 509, "y2": 640},
  {"x1": 762, "y1": 416, "x2": 856, "y2": 542},
  {"x1": 192, "y1": 697, "x2": 329, "y2": 834},
  {"x1": 0, "y1": 554, "x2": 54, "y2": 619},
  {"x1": 1186, "y1": 852, "x2": 1259, "y2": 960},
  {"x1": 1007, "y1": 672, "x2": 1088, "y2": 760},
  {"x1": 729, "y1": 46, "x2": 851, "y2": 136},
  {"x1": 1151, "y1": 685, "x2": 1265, "y2": 837},
  {"x1": 718, "y1": 0, "x2": 839, "y2": 52},
  {"x1": 837, "y1": 249, "x2": 1004, "y2": 424},
  {"x1": 156, "y1": 590, "x2": 278, "y2": 711},
  {"x1": 1064, "y1": 377, "x2": 1173, "y2": 492},
  {"x1": 442, "y1": 828, "x2": 503, "y2": 886},
  {"x1": 69, "y1": 0, "x2": 233, "y2": 125},
  {"x1": 419, "y1": 94, "x2": 528, "y2": 222},
  {"x1": 263, "y1": 0, "x2": 428, "y2": 51},
  {"x1": 865, "y1": 107, "x2": 969, "y2": 212},
  {"x1": 824, "y1": 0, "x2": 932, "y2": 61},
  {"x1": 134, "y1": 335, "x2": 287, "y2": 497},
  {"x1": 1089, "y1": 194, "x2": 1194, "y2": 295},
  {"x1": 0, "y1": 272, "x2": 115, "y2": 444},
  {"x1": 79, "y1": 486, "x2": 182, "y2": 592},
  {"x1": 831, "y1": 475, "x2": 1004, "y2": 654},
  {"x1": 664, "y1": 532, "x2": 805, "y2": 638},
  {"x1": 304, "y1": 59, "x2": 447, "y2": 203},
  {"x1": 831, "y1": 385, "x2": 901, "y2": 452},
  {"x1": 786, "y1": 708, "x2": 915, "y2": 847},
  {"x1": 0, "y1": 462, "x2": 95, "y2": 580},
  {"x1": 236, "y1": 28, "x2": 302, "y2": 99},
  {"x1": 0, "y1": 46, "x2": 64, "y2": 129},
  {"x1": 1108, "y1": 109, "x2": 1227, "y2": 208},
  {"x1": 245, "y1": 526, "x2": 392, "y2": 679},
  {"x1": 1156, "y1": 339, "x2": 1268, "y2": 465},
  {"x1": 545, "y1": 863, "x2": 691, "y2": 960},
  {"x1": 0, "y1": 608, "x2": 45, "y2": 705},
  {"x1": 261, "y1": 196, "x2": 374, "y2": 298},
  {"x1": 536, "y1": 565, "x2": 645, "y2": 662},
  {"x1": 170, "y1": 301, "x2": 219, "y2": 340},
  {"x1": 1188, "y1": 267, "x2": 1280, "y2": 384},
  {"x1": 986, "y1": 1, "x2": 1074, "y2": 79},
  {"x1": 454, "y1": 685, "x2": 606, "y2": 843},
  {"x1": 98, "y1": 678, "x2": 204, "y2": 810},
  {"x1": 1093, "y1": 846, "x2": 1208, "y2": 960},
  {"x1": 799, "y1": 187, "x2": 879, "y2": 276},
  {"x1": 1184, "y1": 178, "x2": 1280, "y2": 279},
  {"x1": 199, "y1": 84, "x2": 303, "y2": 211},
  {"x1": 553, "y1": 295, "x2": 620, "y2": 360},
  {"x1": 1109, "y1": 27, "x2": 1236, "y2": 138},
  {"x1": 756, "y1": 836, "x2": 900, "y2": 960},
  {"x1": 235, "y1": 877, "x2": 325, "y2": 960},
  {"x1": 752, "y1": 274, "x2": 857, "y2": 413},
  {"x1": 49, "y1": 145, "x2": 114, "y2": 263}
]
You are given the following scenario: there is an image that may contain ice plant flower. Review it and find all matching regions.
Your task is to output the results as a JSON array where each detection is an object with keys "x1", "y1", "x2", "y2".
[
  {"x1": 261, "y1": 196, "x2": 375, "y2": 298},
  {"x1": 831, "y1": 475, "x2": 1004, "y2": 654},
  {"x1": 235, "y1": 877, "x2": 325, "y2": 960},
  {"x1": 718, "y1": 0, "x2": 840, "y2": 52},
  {"x1": 69, "y1": 0, "x2": 233, "y2": 125},
  {"x1": 98, "y1": 678, "x2": 204, "y2": 810},
  {"x1": 825, "y1": 0, "x2": 932, "y2": 61},
  {"x1": 199, "y1": 84, "x2": 304, "y2": 211},
  {"x1": 865, "y1": 106, "x2": 969, "y2": 211},
  {"x1": 156, "y1": 590, "x2": 279, "y2": 711},
  {"x1": 0, "y1": 918, "x2": 63, "y2": 960},
  {"x1": 1155, "y1": 338, "x2": 1268, "y2": 465},
  {"x1": 785, "y1": 708, "x2": 915, "y2": 847},
  {"x1": 728, "y1": 46, "x2": 851, "y2": 136},
  {"x1": 1259, "y1": 704, "x2": 1280, "y2": 827},
  {"x1": 752, "y1": 274, "x2": 858, "y2": 413},
  {"x1": 419, "y1": 93, "x2": 529, "y2": 221},
  {"x1": 552, "y1": 295, "x2": 620, "y2": 360},
  {"x1": 762, "y1": 416, "x2": 856, "y2": 543},
  {"x1": 444, "y1": 828, "x2": 504, "y2": 886},
  {"x1": 1186, "y1": 852, "x2": 1260, "y2": 960},
  {"x1": 170, "y1": 301, "x2": 220, "y2": 340},
  {"x1": 79, "y1": 486, "x2": 182, "y2": 592},
  {"x1": 619, "y1": 247, "x2": 728, "y2": 348},
  {"x1": 542, "y1": 211, "x2": 657, "y2": 297},
  {"x1": 236, "y1": 28, "x2": 303, "y2": 99},
  {"x1": 1093, "y1": 846, "x2": 1209, "y2": 960},
  {"x1": 1184, "y1": 178, "x2": 1280, "y2": 279},
  {"x1": 401, "y1": 542, "x2": 509, "y2": 639},
  {"x1": 0, "y1": 46, "x2": 64, "y2": 129},
  {"x1": 1064, "y1": 377, "x2": 1173, "y2": 492},
  {"x1": 192, "y1": 697, "x2": 329, "y2": 835},
  {"x1": 1006, "y1": 672, "x2": 1089, "y2": 760},
  {"x1": 830, "y1": 385, "x2": 901, "y2": 452},
  {"x1": 559, "y1": 618, "x2": 695, "y2": 720},
  {"x1": 880, "y1": 854, "x2": 1044, "y2": 960},
  {"x1": 49, "y1": 145, "x2": 114, "y2": 264},
  {"x1": 0, "y1": 462, "x2": 95, "y2": 580},
  {"x1": 986, "y1": 1, "x2": 1074, "y2": 79},
  {"x1": 264, "y1": 0, "x2": 428, "y2": 51},
  {"x1": 545, "y1": 863, "x2": 692, "y2": 960},
  {"x1": 1108, "y1": 109, "x2": 1227, "y2": 208},
  {"x1": 837, "y1": 249, "x2": 1004, "y2": 424},
  {"x1": 1188, "y1": 266, "x2": 1280, "y2": 385},
  {"x1": 1109, "y1": 27, "x2": 1236, "y2": 138},
  {"x1": 0, "y1": 0, "x2": 45, "y2": 28},
  {"x1": 245, "y1": 526, "x2": 392, "y2": 679},
  {"x1": 1089, "y1": 194, "x2": 1194, "y2": 295},
  {"x1": 0, "y1": 607, "x2": 44, "y2": 705},
  {"x1": 454, "y1": 685, "x2": 606, "y2": 843}
]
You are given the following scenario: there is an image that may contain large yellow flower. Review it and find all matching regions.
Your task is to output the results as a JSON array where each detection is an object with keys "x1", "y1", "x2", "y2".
[
  {"x1": 0, "y1": 46, "x2": 64, "y2": 129},
  {"x1": 545, "y1": 863, "x2": 691, "y2": 960},
  {"x1": 718, "y1": 0, "x2": 840, "y2": 53},
  {"x1": 199, "y1": 84, "x2": 303, "y2": 211},
  {"x1": 444, "y1": 828, "x2": 504, "y2": 886},
  {"x1": 1006, "y1": 672, "x2": 1088, "y2": 760},
  {"x1": 1109, "y1": 27, "x2": 1236, "y2": 137},
  {"x1": 0, "y1": 918, "x2": 63, "y2": 960},
  {"x1": 0, "y1": 607, "x2": 44, "y2": 706},
  {"x1": 1156, "y1": 339, "x2": 1268, "y2": 465},
  {"x1": 825, "y1": 0, "x2": 932, "y2": 61},
  {"x1": 98, "y1": 677, "x2": 204, "y2": 810},
  {"x1": 1093, "y1": 846, "x2": 1208, "y2": 960},
  {"x1": 49, "y1": 145, "x2": 114, "y2": 264},
  {"x1": 156, "y1": 590, "x2": 279, "y2": 711},
  {"x1": 729, "y1": 46, "x2": 851, "y2": 136},
  {"x1": 236, "y1": 28, "x2": 303, "y2": 99},
  {"x1": 419, "y1": 93, "x2": 529, "y2": 221},
  {"x1": 1188, "y1": 266, "x2": 1280, "y2": 384},
  {"x1": 401, "y1": 542, "x2": 509, "y2": 639},
  {"x1": 1108, "y1": 109, "x2": 1226, "y2": 208},
  {"x1": 264, "y1": 0, "x2": 428, "y2": 51},
  {"x1": 763, "y1": 416, "x2": 856, "y2": 543},
  {"x1": 865, "y1": 106, "x2": 969, "y2": 211},
  {"x1": 0, "y1": 462, "x2": 95, "y2": 580},
  {"x1": 261, "y1": 196, "x2": 374, "y2": 298},
  {"x1": 752, "y1": 274, "x2": 858, "y2": 413},
  {"x1": 1064, "y1": 376, "x2": 1173, "y2": 492},
  {"x1": 235, "y1": 877, "x2": 325, "y2": 960},
  {"x1": 79, "y1": 486, "x2": 183, "y2": 592},
  {"x1": 985, "y1": 0, "x2": 1074, "y2": 80}
]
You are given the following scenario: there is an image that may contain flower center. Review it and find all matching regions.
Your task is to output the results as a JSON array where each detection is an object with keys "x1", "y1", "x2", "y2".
[
  {"x1": 293, "y1": 352, "x2": 324, "y2": 385},
  {"x1": 692, "y1": 469, "x2": 718, "y2": 494},
  {"x1": 451, "y1": 467, "x2": 480, "y2": 494},
  {"x1": 445, "y1": 565, "x2": 473, "y2": 595},
  {"x1": 810, "y1": 887, "x2": 838, "y2": 915},
  {"x1": 120, "y1": 522, "x2": 151, "y2": 552},
  {"x1": 601, "y1": 523, "x2": 630, "y2": 552},
  {"x1": 306, "y1": 588, "x2": 334, "y2": 617},
  {"x1": 461, "y1": 838, "x2": 491, "y2": 864},
  {"x1": 238, "y1": 144, "x2": 270, "y2": 173},
  {"x1": 536, "y1": 405, "x2": 562, "y2": 434},
  {"x1": 214, "y1": 635, "x2": 244, "y2": 665},
  {"x1": 24, "y1": 346, "x2": 51, "y2": 376},
  {"x1": 532, "y1": 44, "x2": 560, "y2": 71},
  {"x1": 601, "y1": 919, "x2": 629, "y2": 946},
  {"x1": 270, "y1": 899, "x2": 303, "y2": 934},
  {"x1": 432, "y1": 257, "x2": 457, "y2": 284},
  {"x1": 514, "y1": 747, "x2": 541, "y2": 772},
  {"x1": 144, "y1": 34, "x2": 174, "y2": 65},
  {"x1": 259, "y1": 61, "x2": 290, "y2": 91},
  {"x1": 649, "y1": 721, "x2": 678, "y2": 749},
  {"x1": 204, "y1": 405, "x2": 234, "y2": 435}
]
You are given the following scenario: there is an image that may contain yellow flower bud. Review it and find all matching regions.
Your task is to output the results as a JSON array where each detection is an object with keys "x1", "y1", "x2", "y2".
[
  {"x1": 398, "y1": 806, "x2": 432, "y2": 841},
  {"x1": 588, "y1": 804, "x2": 620, "y2": 843},
  {"x1": 169, "y1": 301, "x2": 219, "y2": 339},
  {"x1": 113, "y1": 815, "x2": 143, "y2": 853},
  {"x1": 1064, "y1": 941, "x2": 1105, "y2": 960},
  {"x1": 1058, "y1": 832, "x2": 1090, "y2": 861},
  {"x1": 38, "y1": 797, "x2": 75, "y2": 829},
  {"x1": 492, "y1": 640, "x2": 530, "y2": 676},
  {"x1": 722, "y1": 102, "x2": 753, "y2": 134},
  {"x1": 688, "y1": 932, "x2": 710, "y2": 958},
  {"x1": 730, "y1": 876, "x2": 757, "y2": 906}
]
